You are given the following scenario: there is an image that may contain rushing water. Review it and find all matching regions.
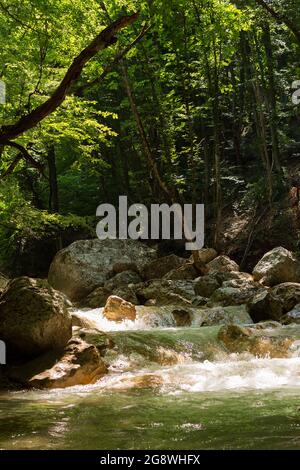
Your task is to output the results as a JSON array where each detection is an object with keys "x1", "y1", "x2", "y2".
[{"x1": 1, "y1": 308, "x2": 300, "y2": 450}]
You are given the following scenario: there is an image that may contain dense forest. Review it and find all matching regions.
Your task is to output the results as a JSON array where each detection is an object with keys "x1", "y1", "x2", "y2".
[
  {"x1": 1, "y1": 1, "x2": 300, "y2": 453},
  {"x1": 0, "y1": 0, "x2": 300, "y2": 275}
]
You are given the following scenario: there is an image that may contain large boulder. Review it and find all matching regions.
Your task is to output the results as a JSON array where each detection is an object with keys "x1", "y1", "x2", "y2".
[
  {"x1": 270, "y1": 283, "x2": 300, "y2": 315},
  {"x1": 103, "y1": 295, "x2": 137, "y2": 322},
  {"x1": 28, "y1": 339, "x2": 107, "y2": 389},
  {"x1": 253, "y1": 247, "x2": 300, "y2": 286},
  {"x1": 0, "y1": 277, "x2": 72, "y2": 360},
  {"x1": 247, "y1": 290, "x2": 277, "y2": 323},
  {"x1": 196, "y1": 305, "x2": 253, "y2": 327},
  {"x1": 48, "y1": 239, "x2": 157, "y2": 301},
  {"x1": 248, "y1": 283, "x2": 300, "y2": 323},
  {"x1": 209, "y1": 279, "x2": 262, "y2": 307},
  {"x1": 141, "y1": 254, "x2": 187, "y2": 281},
  {"x1": 207, "y1": 255, "x2": 240, "y2": 273}
]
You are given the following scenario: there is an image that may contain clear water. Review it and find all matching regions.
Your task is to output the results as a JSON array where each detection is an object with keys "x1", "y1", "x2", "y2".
[{"x1": 1, "y1": 309, "x2": 300, "y2": 450}]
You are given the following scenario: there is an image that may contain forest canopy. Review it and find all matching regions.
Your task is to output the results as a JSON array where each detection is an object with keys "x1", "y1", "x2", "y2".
[{"x1": 0, "y1": 0, "x2": 299, "y2": 274}]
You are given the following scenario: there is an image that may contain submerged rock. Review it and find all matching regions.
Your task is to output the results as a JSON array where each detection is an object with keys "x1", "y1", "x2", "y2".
[
  {"x1": 218, "y1": 324, "x2": 293, "y2": 358},
  {"x1": 103, "y1": 295, "x2": 136, "y2": 322},
  {"x1": 48, "y1": 239, "x2": 157, "y2": 301},
  {"x1": 129, "y1": 374, "x2": 163, "y2": 389},
  {"x1": 0, "y1": 277, "x2": 72, "y2": 360},
  {"x1": 172, "y1": 309, "x2": 193, "y2": 327},
  {"x1": 253, "y1": 247, "x2": 300, "y2": 286}
]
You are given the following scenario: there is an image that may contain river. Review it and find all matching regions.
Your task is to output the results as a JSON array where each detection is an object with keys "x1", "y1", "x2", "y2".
[{"x1": 1, "y1": 309, "x2": 300, "y2": 450}]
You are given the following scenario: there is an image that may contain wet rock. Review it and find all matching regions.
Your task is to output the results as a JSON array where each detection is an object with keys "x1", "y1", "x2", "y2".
[
  {"x1": 209, "y1": 280, "x2": 262, "y2": 307},
  {"x1": 83, "y1": 286, "x2": 111, "y2": 308},
  {"x1": 191, "y1": 296, "x2": 209, "y2": 307},
  {"x1": 0, "y1": 277, "x2": 72, "y2": 360},
  {"x1": 172, "y1": 309, "x2": 193, "y2": 327},
  {"x1": 271, "y1": 283, "x2": 300, "y2": 316},
  {"x1": 190, "y1": 248, "x2": 218, "y2": 265},
  {"x1": 194, "y1": 274, "x2": 221, "y2": 297},
  {"x1": 48, "y1": 239, "x2": 156, "y2": 301},
  {"x1": 136, "y1": 280, "x2": 196, "y2": 306},
  {"x1": 197, "y1": 305, "x2": 253, "y2": 327},
  {"x1": 281, "y1": 304, "x2": 300, "y2": 325},
  {"x1": 113, "y1": 286, "x2": 139, "y2": 305},
  {"x1": 207, "y1": 255, "x2": 240, "y2": 273},
  {"x1": 130, "y1": 374, "x2": 163, "y2": 389},
  {"x1": 141, "y1": 254, "x2": 187, "y2": 281},
  {"x1": 103, "y1": 295, "x2": 136, "y2": 322},
  {"x1": 28, "y1": 338, "x2": 107, "y2": 389},
  {"x1": 104, "y1": 271, "x2": 142, "y2": 291},
  {"x1": 253, "y1": 247, "x2": 300, "y2": 286},
  {"x1": 247, "y1": 290, "x2": 277, "y2": 323},
  {"x1": 76, "y1": 329, "x2": 115, "y2": 356},
  {"x1": 218, "y1": 324, "x2": 293, "y2": 358},
  {"x1": 164, "y1": 263, "x2": 198, "y2": 280}
]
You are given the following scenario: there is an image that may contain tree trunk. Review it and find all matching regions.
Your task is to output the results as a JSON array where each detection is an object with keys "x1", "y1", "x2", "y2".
[{"x1": 47, "y1": 145, "x2": 59, "y2": 213}]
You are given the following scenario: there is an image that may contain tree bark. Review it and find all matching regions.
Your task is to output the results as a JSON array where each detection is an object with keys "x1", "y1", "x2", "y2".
[{"x1": 47, "y1": 145, "x2": 59, "y2": 213}]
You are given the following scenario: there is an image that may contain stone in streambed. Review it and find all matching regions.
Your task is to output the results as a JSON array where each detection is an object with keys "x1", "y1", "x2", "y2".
[
  {"x1": 28, "y1": 338, "x2": 107, "y2": 389},
  {"x1": 218, "y1": 324, "x2": 293, "y2": 358},
  {"x1": 103, "y1": 295, "x2": 136, "y2": 322}
]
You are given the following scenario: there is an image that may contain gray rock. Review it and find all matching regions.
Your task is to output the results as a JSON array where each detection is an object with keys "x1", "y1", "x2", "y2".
[
  {"x1": 253, "y1": 247, "x2": 300, "y2": 286},
  {"x1": 0, "y1": 277, "x2": 72, "y2": 360},
  {"x1": 48, "y1": 239, "x2": 157, "y2": 301},
  {"x1": 142, "y1": 254, "x2": 187, "y2": 281}
]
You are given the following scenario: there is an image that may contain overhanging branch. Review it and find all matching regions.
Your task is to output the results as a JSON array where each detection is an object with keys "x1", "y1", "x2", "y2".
[
  {"x1": 76, "y1": 24, "x2": 151, "y2": 95},
  {"x1": 0, "y1": 12, "x2": 139, "y2": 145}
]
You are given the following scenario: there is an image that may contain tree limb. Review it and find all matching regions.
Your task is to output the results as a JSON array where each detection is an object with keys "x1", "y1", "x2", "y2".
[
  {"x1": 0, "y1": 12, "x2": 139, "y2": 145},
  {"x1": 5, "y1": 141, "x2": 46, "y2": 177},
  {"x1": 76, "y1": 24, "x2": 151, "y2": 95},
  {"x1": 0, "y1": 154, "x2": 22, "y2": 180}
]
